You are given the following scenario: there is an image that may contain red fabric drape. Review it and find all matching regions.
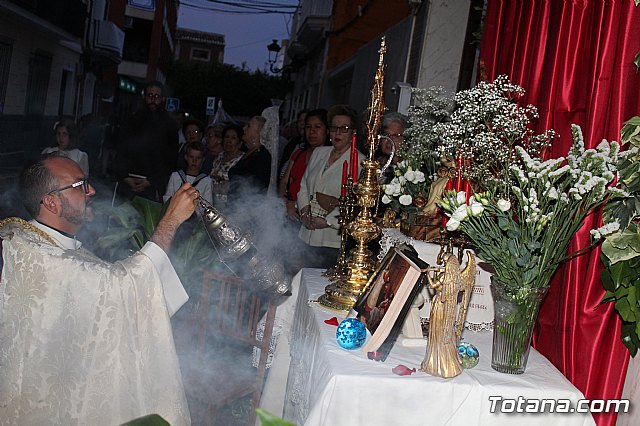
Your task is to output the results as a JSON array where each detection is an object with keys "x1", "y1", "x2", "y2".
[{"x1": 480, "y1": 1, "x2": 640, "y2": 425}]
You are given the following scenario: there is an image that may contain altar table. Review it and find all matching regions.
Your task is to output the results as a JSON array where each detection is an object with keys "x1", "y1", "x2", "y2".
[{"x1": 260, "y1": 269, "x2": 595, "y2": 426}]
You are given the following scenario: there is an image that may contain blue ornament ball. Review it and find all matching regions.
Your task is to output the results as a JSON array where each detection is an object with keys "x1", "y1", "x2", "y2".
[
  {"x1": 336, "y1": 318, "x2": 367, "y2": 350},
  {"x1": 457, "y1": 341, "x2": 480, "y2": 369}
]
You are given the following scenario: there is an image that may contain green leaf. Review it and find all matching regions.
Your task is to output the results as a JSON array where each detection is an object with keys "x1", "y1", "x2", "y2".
[
  {"x1": 628, "y1": 284, "x2": 638, "y2": 312},
  {"x1": 96, "y1": 228, "x2": 137, "y2": 249},
  {"x1": 602, "y1": 234, "x2": 640, "y2": 264},
  {"x1": 256, "y1": 409, "x2": 296, "y2": 426},
  {"x1": 621, "y1": 321, "x2": 640, "y2": 356},
  {"x1": 609, "y1": 260, "x2": 631, "y2": 288},
  {"x1": 497, "y1": 214, "x2": 509, "y2": 231},
  {"x1": 635, "y1": 0, "x2": 640, "y2": 8},
  {"x1": 130, "y1": 196, "x2": 164, "y2": 240},
  {"x1": 601, "y1": 261, "x2": 615, "y2": 292},
  {"x1": 635, "y1": 50, "x2": 640, "y2": 71},
  {"x1": 119, "y1": 414, "x2": 170, "y2": 426},
  {"x1": 603, "y1": 197, "x2": 639, "y2": 229},
  {"x1": 616, "y1": 297, "x2": 635, "y2": 322}
]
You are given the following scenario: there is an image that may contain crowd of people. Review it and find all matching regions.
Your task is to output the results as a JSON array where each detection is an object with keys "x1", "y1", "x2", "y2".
[{"x1": 0, "y1": 79, "x2": 409, "y2": 424}]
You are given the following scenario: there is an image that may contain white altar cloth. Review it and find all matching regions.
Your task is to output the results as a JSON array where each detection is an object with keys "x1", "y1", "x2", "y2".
[{"x1": 260, "y1": 269, "x2": 595, "y2": 426}]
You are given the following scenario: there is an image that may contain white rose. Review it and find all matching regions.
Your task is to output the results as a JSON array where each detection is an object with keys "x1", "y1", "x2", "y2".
[
  {"x1": 384, "y1": 185, "x2": 396, "y2": 196},
  {"x1": 456, "y1": 191, "x2": 467, "y2": 205},
  {"x1": 382, "y1": 194, "x2": 392, "y2": 204},
  {"x1": 497, "y1": 199, "x2": 511, "y2": 212},
  {"x1": 414, "y1": 171, "x2": 426, "y2": 183},
  {"x1": 451, "y1": 204, "x2": 468, "y2": 222},
  {"x1": 468, "y1": 200, "x2": 485, "y2": 216},
  {"x1": 404, "y1": 170, "x2": 416, "y2": 183},
  {"x1": 446, "y1": 218, "x2": 461, "y2": 231},
  {"x1": 398, "y1": 176, "x2": 407, "y2": 185},
  {"x1": 399, "y1": 194, "x2": 413, "y2": 206}
]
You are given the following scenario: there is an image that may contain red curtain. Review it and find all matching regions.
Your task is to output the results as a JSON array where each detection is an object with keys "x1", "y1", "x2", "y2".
[{"x1": 480, "y1": 1, "x2": 640, "y2": 425}]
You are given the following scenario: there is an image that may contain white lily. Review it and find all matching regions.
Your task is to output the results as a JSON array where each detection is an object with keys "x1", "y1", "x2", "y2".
[
  {"x1": 404, "y1": 170, "x2": 417, "y2": 183},
  {"x1": 497, "y1": 199, "x2": 511, "y2": 212},
  {"x1": 399, "y1": 194, "x2": 413, "y2": 206},
  {"x1": 451, "y1": 204, "x2": 469, "y2": 221},
  {"x1": 446, "y1": 218, "x2": 461, "y2": 231},
  {"x1": 468, "y1": 199, "x2": 485, "y2": 216}
]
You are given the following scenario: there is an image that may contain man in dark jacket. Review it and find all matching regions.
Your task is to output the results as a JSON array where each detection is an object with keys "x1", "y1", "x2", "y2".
[{"x1": 115, "y1": 81, "x2": 178, "y2": 201}]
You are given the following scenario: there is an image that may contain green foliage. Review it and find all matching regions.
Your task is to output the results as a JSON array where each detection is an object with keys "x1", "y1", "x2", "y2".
[
  {"x1": 600, "y1": 115, "x2": 640, "y2": 355},
  {"x1": 601, "y1": 253, "x2": 640, "y2": 356},
  {"x1": 119, "y1": 414, "x2": 169, "y2": 426},
  {"x1": 256, "y1": 409, "x2": 295, "y2": 426},
  {"x1": 93, "y1": 197, "x2": 221, "y2": 286},
  {"x1": 166, "y1": 62, "x2": 290, "y2": 119}
]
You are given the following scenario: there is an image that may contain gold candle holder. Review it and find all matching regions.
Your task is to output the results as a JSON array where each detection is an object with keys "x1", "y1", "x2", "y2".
[
  {"x1": 322, "y1": 177, "x2": 357, "y2": 281},
  {"x1": 317, "y1": 37, "x2": 388, "y2": 311}
]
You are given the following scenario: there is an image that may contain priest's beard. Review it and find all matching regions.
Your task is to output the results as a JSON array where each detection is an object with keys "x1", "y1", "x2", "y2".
[{"x1": 59, "y1": 193, "x2": 87, "y2": 225}]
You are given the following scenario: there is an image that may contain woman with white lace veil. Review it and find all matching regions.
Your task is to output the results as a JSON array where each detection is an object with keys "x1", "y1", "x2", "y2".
[{"x1": 227, "y1": 115, "x2": 272, "y2": 198}]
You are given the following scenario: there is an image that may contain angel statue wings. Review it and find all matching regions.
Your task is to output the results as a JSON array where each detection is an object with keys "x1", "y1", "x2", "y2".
[{"x1": 421, "y1": 250, "x2": 476, "y2": 378}]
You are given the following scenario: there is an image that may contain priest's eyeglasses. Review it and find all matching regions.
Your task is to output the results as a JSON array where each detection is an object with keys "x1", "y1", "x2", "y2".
[
  {"x1": 329, "y1": 125, "x2": 353, "y2": 134},
  {"x1": 48, "y1": 179, "x2": 90, "y2": 195},
  {"x1": 40, "y1": 179, "x2": 90, "y2": 204}
]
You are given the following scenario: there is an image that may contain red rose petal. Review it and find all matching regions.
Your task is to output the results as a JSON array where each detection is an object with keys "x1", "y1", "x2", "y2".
[
  {"x1": 367, "y1": 351, "x2": 383, "y2": 361},
  {"x1": 392, "y1": 365, "x2": 417, "y2": 376},
  {"x1": 324, "y1": 317, "x2": 339, "y2": 326}
]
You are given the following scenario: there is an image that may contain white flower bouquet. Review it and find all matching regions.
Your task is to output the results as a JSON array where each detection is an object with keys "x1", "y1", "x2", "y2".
[
  {"x1": 439, "y1": 124, "x2": 619, "y2": 295},
  {"x1": 381, "y1": 160, "x2": 430, "y2": 214}
]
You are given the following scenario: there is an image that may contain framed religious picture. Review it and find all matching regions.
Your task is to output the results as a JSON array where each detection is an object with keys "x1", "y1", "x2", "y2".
[{"x1": 354, "y1": 244, "x2": 429, "y2": 360}]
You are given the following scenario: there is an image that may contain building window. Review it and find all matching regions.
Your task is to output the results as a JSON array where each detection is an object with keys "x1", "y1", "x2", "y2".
[
  {"x1": 190, "y1": 48, "x2": 210, "y2": 62},
  {"x1": 58, "y1": 69, "x2": 75, "y2": 116},
  {"x1": 25, "y1": 52, "x2": 52, "y2": 115},
  {"x1": 0, "y1": 41, "x2": 12, "y2": 114}
]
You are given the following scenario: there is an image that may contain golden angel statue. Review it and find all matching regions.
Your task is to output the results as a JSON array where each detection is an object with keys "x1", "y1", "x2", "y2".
[{"x1": 421, "y1": 250, "x2": 476, "y2": 378}]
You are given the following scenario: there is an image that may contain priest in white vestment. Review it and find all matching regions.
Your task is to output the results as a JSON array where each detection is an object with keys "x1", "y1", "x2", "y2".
[{"x1": 0, "y1": 156, "x2": 200, "y2": 425}]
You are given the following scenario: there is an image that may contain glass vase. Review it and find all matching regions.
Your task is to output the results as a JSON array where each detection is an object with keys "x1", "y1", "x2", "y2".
[{"x1": 490, "y1": 276, "x2": 548, "y2": 374}]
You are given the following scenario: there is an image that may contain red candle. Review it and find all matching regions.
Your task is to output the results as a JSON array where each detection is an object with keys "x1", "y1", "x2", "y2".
[
  {"x1": 351, "y1": 133, "x2": 358, "y2": 183},
  {"x1": 464, "y1": 179, "x2": 471, "y2": 202},
  {"x1": 341, "y1": 160, "x2": 348, "y2": 197},
  {"x1": 445, "y1": 177, "x2": 453, "y2": 191},
  {"x1": 441, "y1": 213, "x2": 448, "y2": 228},
  {"x1": 455, "y1": 155, "x2": 464, "y2": 192}
]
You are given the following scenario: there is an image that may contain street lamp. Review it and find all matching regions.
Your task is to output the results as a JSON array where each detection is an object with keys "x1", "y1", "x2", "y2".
[{"x1": 267, "y1": 39, "x2": 284, "y2": 73}]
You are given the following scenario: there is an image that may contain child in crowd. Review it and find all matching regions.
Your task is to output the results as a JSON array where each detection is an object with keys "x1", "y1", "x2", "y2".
[
  {"x1": 42, "y1": 118, "x2": 90, "y2": 176},
  {"x1": 164, "y1": 142, "x2": 213, "y2": 206}
]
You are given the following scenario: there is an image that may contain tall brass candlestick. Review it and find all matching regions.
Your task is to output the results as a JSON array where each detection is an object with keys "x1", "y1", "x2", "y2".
[
  {"x1": 318, "y1": 37, "x2": 387, "y2": 311},
  {"x1": 322, "y1": 176, "x2": 357, "y2": 282}
]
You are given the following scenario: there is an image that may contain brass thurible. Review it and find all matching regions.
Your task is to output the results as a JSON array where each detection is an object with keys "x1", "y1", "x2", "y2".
[{"x1": 317, "y1": 37, "x2": 388, "y2": 311}]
